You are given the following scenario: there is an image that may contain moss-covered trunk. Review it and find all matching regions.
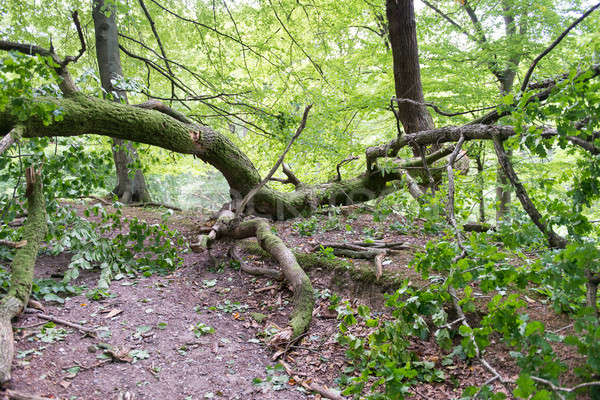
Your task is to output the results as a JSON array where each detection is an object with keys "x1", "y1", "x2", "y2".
[
  {"x1": 0, "y1": 167, "x2": 47, "y2": 384},
  {"x1": 230, "y1": 218, "x2": 314, "y2": 339}
]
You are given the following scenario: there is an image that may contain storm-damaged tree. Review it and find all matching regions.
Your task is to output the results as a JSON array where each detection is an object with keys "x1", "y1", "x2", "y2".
[{"x1": 1, "y1": 0, "x2": 599, "y2": 393}]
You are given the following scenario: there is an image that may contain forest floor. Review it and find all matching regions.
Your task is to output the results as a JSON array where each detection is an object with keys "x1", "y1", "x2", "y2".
[{"x1": 2, "y1": 203, "x2": 583, "y2": 400}]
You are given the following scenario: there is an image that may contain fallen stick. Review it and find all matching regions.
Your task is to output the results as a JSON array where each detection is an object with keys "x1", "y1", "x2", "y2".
[
  {"x1": 0, "y1": 240, "x2": 27, "y2": 249},
  {"x1": 35, "y1": 314, "x2": 96, "y2": 337},
  {"x1": 279, "y1": 361, "x2": 346, "y2": 400},
  {"x1": 78, "y1": 195, "x2": 111, "y2": 205},
  {"x1": 128, "y1": 202, "x2": 182, "y2": 211},
  {"x1": 2, "y1": 389, "x2": 53, "y2": 400}
]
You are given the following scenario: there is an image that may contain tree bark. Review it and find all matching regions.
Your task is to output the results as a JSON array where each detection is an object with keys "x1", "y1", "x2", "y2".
[
  {"x1": 386, "y1": 0, "x2": 434, "y2": 136},
  {"x1": 93, "y1": 0, "x2": 151, "y2": 203},
  {"x1": 0, "y1": 167, "x2": 47, "y2": 384}
]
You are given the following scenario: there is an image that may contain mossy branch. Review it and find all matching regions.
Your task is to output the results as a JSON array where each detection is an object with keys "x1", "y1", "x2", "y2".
[{"x1": 0, "y1": 167, "x2": 47, "y2": 384}]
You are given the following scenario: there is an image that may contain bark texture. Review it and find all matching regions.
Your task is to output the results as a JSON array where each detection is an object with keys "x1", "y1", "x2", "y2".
[
  {"x1": 93, "y1": 0, "x2": 151, "y2": 203},
  {"x1": 0, "y1": 167, "x2": 47, "y2": 384},
  {"x1": 230, "y1": 218, "x2": 314, "y2": 339},
  {"x1": 386, "y1": 0, "x2": 434, "y2": 135}
]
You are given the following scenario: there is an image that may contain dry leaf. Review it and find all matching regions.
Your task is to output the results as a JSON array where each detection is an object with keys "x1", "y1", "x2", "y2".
[{"x1": 104, "y1": 309, "x2": 123, "y2": 319}]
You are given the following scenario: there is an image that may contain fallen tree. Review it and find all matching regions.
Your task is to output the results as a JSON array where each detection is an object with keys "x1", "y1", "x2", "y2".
[{"x1": 0, "y1": 167, "x2": 47, "y2": 384}]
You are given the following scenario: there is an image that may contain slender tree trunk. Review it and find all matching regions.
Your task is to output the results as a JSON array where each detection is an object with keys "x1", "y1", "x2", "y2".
[
  {"x1": 495, "y1": 1, "x2": 523, "y2": 223},
  {"x1": 475, "y1": 152, "x2": 485, "y2": 223},
  {"x1": 93, "y1": 0, "x2": 151, "y2": 203}
]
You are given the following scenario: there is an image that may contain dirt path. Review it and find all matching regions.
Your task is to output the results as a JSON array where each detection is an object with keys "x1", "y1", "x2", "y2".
[{"x1": 7, "y1": 249, "x2": 308, "y2": 400}]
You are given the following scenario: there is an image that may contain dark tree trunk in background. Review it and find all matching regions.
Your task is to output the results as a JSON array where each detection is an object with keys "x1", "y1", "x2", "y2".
[
  {"x1": 386, "y1": 0, "x2": 434, "y2": 136},
  {"x1": 93, "y1": 0, "x2": 151, "y2": 203}
]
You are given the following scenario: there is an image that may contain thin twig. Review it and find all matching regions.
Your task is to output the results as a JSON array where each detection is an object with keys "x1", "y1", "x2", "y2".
[{"x1": 236, "y1": 104, "x2": 312, "y2": 216}]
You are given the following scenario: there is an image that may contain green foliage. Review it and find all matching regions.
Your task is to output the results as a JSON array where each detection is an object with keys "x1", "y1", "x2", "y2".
[
  {"x1": 36, "y1": 322, "x2": 70, "y2": 343},
  {"x1": 293, "y1": 216, "x2": 319, "y2": 236},
  {"x1": 0, "y1": 52, "x2": 61, "y2": 125},
  {"x1": 42, "y1": 203, "x2": 185, "y2": 297},
  {"x1": 253, "y1": 364, "x2": 289, "y2": 392},
  {"x1": 193, "y1": 322, "x2": 215, "y2": 337}
]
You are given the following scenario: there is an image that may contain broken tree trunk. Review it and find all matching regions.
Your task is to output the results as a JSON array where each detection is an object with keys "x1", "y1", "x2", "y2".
[{"x1": 0, "y1": 167, "x2": 47, "y2": 384}]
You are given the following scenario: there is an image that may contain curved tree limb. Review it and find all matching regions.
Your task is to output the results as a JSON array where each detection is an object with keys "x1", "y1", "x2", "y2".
[
  {"x1": 492, "y1": 135, "x2": 566, "y2": 249},
  {"x1": 520, "y1": 1, "x2": 600, "y2": 92},
  {"x1": 0, "y1": 167, "x2": 47, "y2": 384}
]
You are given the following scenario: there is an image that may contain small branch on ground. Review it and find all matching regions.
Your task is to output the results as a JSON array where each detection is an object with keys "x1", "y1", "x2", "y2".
[
  {"x1": 128, "y1": 202, "x2": 182, "y2": 211},
  {"x1": 78, "y1": 195, "x2": 112, "y2": 205},
  {"x1": 279, "y1": 361, "x2": 347, "y2": 400},
  {"x1": 463, "y1": 222, "x2": 495, "y2": 232},
  {"x1": 0, "y1": 240, "x2": 27, "y2": 249},
  {"x1": 34, "y1": 313, "x2": 96, "y2": 337},
  {"x1": 531, "y1": 376, "x2": 600, "y2": 397},
  {"x1": 1, "y1": 389, "x2": 53, "y2": 400}
]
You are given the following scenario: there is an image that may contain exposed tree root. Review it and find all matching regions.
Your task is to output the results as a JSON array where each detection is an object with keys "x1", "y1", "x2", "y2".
[
  {"x1": 228, "y1": 218, "x2": 314, "y2": 343},
  {"x1": 229, "y1": 244, "x2": 283, "y2": 280},
  {"x1": 239, "y1": 241, "x2": 410, "y2": 291},
  {"x1": 0, "y1": 167, "x2": 47, "y2": 384},
  {"x1": 194, "y1": 211, "x2": 314, "y2": 342},
  {"x1": 311, "y1": 240, "x2": 413, "y2": 281}
]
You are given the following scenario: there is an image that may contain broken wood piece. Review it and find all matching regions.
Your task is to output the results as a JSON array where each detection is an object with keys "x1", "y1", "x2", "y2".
[
  {"x1": 26, "y1": 299, "x2": 44, "y2": 312},
  {"x1": 35, "y1": 313, "x2": 96, "y2": 337},
  {"x1": 255, "y1": 284, "x2": 279, "y2": 293},
  {"x1": 279, "y1": 360, "x2": 347, "y2": 400},
  {"x1": 2, "y1": 389, "x2": 53, "y2": 400},
  {"x1": 0, "y1": 240, "x2": 28, "y2": 249},
  {"x1": 463, "y1": 222, "x2": 494, "y2": 232},
  {"x1": 374, "y1": 253, "x2": 384, "y2": 281}
]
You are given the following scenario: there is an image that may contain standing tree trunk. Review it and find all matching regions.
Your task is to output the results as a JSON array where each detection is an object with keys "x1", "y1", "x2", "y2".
[
  {"x1": 93, "y1": 0, "x2": 151, "y2": 203},
  {"x1": 386, "y1": 0, "x2": 435, "y2": 136}
]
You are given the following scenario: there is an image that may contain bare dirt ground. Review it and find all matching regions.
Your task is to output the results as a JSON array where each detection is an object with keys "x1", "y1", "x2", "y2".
[{"x1": 1, "y1": 203, "x2": 587, "y2": 399}]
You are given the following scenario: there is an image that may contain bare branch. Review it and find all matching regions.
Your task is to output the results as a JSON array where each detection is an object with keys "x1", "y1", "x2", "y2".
[
  {"x1": 62, "y1": 11, "x2": 87, "y2": 65},
  {"x1": 236, "y1": 105, "x2": 312, "y2": 216},
  {"x1": 335, "y1": 156, "x2": 359, "y2": 182},
  {"x1": 492, "y1": 135, "x2": 567, "y2": 248},
  {"x1": 267, "y1": 0, "x2": 327, "y2": 81},
  {"x1": 138, "y1": 0, "x2": 177, "y2": 101},
  {"x1": 421, "y1": 0, "x2": 478, "y2": 42},
  {"x1": 520, "y1": 1, "x2": 600, "y2": 92},
  {"x1": 394, "y1": 97, "x2": 497, "y2": 117}
]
